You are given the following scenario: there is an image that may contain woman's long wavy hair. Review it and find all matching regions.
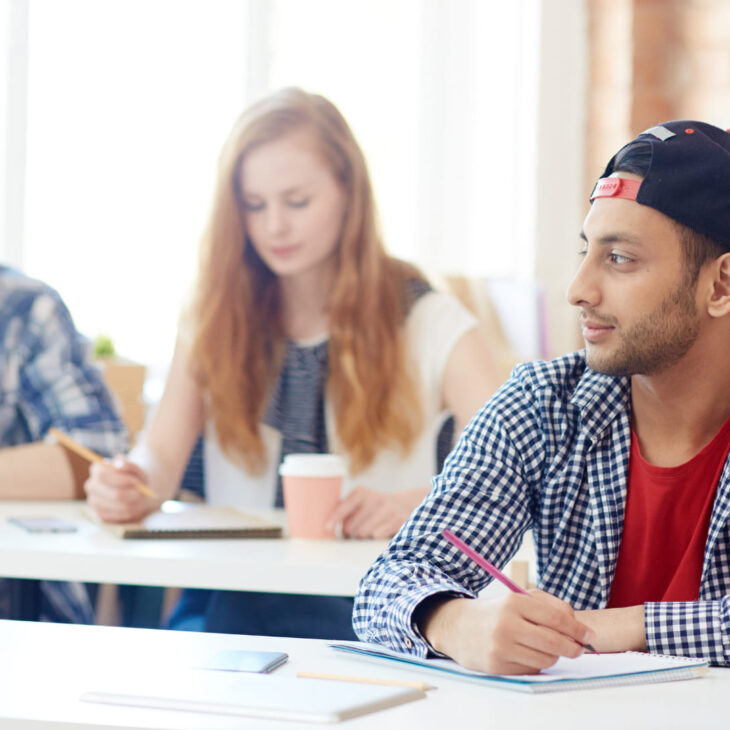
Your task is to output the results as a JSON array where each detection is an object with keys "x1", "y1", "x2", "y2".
[{"x1": 190, "y1": 87, "x2": 426, "y2": 474}]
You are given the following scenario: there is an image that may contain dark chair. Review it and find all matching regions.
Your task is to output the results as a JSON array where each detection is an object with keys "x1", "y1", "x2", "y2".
[{"x1": 5, "y1": 579, "x2": 40, "y2": 620}]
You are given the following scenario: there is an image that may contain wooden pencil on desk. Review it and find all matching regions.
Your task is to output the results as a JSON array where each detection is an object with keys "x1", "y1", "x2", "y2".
[
  {"x1": 296, "y1": 671, "x2": 436, "y2": 691},
  {"x1": 49, "y1": 427, "x2": 155, "y2": 499}
]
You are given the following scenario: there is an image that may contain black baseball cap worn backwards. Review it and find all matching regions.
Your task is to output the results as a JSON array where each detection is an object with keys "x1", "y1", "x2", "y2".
[{"x1": 590, "y1": 120, "x2": 730, "y2": 250}]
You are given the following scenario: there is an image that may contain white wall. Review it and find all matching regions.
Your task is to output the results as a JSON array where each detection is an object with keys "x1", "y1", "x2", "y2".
[
  {"x1": 0, "y1": 0, "x2": 28, "y2": 267},
  {"x1": 533, "y1": 0, "x2": 587, "y2": 356}
]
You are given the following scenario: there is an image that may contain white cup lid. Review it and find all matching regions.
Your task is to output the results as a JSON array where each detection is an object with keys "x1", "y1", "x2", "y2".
[{"x1": 278, "y1": 453, "x2": 346, "y2": 477}]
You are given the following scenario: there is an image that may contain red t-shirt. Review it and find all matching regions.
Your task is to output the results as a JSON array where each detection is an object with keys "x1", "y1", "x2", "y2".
[{"x1": 607, "y1": 416, "x2": 730, "y2": 608}]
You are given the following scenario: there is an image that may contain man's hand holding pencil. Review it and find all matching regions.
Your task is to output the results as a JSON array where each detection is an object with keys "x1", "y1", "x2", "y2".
[
  {"x1": 418, "y1": 587, "x2": 597, "y2": 676},
  {"x1": 414, "y1": 531, "x2": 597, "y2": 676}
]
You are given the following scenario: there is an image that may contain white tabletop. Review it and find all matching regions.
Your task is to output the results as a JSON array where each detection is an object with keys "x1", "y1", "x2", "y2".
[
  {"x1": 0, "y1": 620, "x2": 727, "y2": 730},
  {"x1": 0, "y1": 501, "x2": 387, "y2": 595}
]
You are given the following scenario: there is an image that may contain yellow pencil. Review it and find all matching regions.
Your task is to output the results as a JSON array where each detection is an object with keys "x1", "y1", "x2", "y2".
[
  {"x1": 296, "y1": 671, "x2": 436, "y2": 691},
  {"x1": 49, "y1": 427, "x2": 155, "y2": 499}
]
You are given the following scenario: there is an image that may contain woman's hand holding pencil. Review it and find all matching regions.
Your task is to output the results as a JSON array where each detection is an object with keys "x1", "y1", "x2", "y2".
[
  {"x1": 85, "y1": 456, "x2": 160, "y2": 523},
  {"x1": 50, "y1": 428, "x2": 159, "y2": 523}
]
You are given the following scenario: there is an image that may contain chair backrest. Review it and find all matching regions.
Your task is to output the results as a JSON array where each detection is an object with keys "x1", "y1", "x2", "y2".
[
  {"x1": 440, "y1": 275, "x2": 550, "y2": 381},
  {"x1": 484, "y1": 278, "x2": 550, "y2": 361}
]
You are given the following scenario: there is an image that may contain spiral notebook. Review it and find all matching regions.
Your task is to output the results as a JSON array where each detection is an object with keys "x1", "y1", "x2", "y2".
[
  {"x1": 83, "y1": 502, "x2": 282, "y2": 539},
  {"x1": 330, "y1": 642, "x2": 709, "y2": 693}
]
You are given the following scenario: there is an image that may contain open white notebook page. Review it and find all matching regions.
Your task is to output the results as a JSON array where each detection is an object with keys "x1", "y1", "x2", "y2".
[
  {"x1": 331, "y1": 642, "x2": 709, "y2": 684},
  {"x1": 496, "y1": 651, "x2": 706, "y2": 682}
]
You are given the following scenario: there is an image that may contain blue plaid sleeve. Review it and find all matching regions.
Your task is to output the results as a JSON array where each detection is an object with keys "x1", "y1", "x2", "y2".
[
  {"x1": 353, "y1": 352, "x2": 730, "y2": 665},
  {"x1": 13, "y1": 287, "x2": 128, "y2": 456},
  {"x1": 645, "y1": 598, "x2": 730, "y2": 665},
  {"x1": 353, "y1": 381, "x2": 537, "y2": 655}
]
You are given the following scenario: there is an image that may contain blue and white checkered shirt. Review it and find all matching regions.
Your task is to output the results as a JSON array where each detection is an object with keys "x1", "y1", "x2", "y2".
[
  {"x1": 0, "y1": 266, "x2": 128, "y2": 622},
  {"x1": 353, "y1": 351, "x2": 730, "y2": 665}
]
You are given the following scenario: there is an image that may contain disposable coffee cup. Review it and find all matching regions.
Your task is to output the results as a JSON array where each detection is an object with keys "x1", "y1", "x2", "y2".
[{"x1": 279, "y1": 454, "x2": 346, "y2": 539}]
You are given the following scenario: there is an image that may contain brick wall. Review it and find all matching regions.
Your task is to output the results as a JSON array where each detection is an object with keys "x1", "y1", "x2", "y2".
[
  {"x1": 586, "y1": 0, "x2": 730, "y2": 193},
  {"x1": 585, "y1": 0, "x2": 633, "y2": 193}
]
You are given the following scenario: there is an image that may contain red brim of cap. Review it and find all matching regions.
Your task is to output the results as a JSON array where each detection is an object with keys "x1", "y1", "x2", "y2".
[{"x1": 590, "y1": 177, "x2": 641, "y2": 201}]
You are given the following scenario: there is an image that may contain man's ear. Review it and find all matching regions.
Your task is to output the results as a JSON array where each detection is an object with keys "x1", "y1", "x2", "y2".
[{"x1": 708, "y1": 253, "x2": 730, "y2": 318}]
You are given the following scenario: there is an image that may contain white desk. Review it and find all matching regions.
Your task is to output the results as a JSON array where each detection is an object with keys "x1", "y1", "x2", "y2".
[
  {"x1": 0, "y1": 620, "x2": 727, "y2": 730},
  {"x1": 0, "y1": 501, "x2": 387, "y2": 596}
]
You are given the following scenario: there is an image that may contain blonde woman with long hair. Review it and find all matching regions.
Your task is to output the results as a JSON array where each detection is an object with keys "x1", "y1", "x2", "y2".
[{"x1": 85, "y1": 88, "x2": 499, "y2": 638}]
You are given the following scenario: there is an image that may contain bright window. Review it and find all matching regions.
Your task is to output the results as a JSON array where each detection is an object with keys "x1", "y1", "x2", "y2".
[{"x1": 22, "y1": 0, "x2": 248, "y2": 376}]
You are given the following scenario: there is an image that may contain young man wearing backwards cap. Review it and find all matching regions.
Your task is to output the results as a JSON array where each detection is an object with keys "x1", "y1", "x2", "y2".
[{"x1": 352, "y1": 120, "x2": 730, "y2": 673}]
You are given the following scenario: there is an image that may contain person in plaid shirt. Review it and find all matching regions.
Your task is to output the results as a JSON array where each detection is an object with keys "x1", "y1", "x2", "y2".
[
  {"x1": 0, "y1": 265, "x2": 128, "y2": 622},
  {"x1": 354, "y1": 120, "x2": 730, "y2": 673}
]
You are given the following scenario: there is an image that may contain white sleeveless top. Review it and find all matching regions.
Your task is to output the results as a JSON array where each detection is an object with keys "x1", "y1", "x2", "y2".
[{"x1": 204, "y1": 291, "x2": 478, "y2": 508}]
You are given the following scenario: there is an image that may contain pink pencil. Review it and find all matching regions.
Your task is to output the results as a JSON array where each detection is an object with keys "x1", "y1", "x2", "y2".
[{"x1": 442, "y1": 529, "x2": 598, "y2": 654}]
